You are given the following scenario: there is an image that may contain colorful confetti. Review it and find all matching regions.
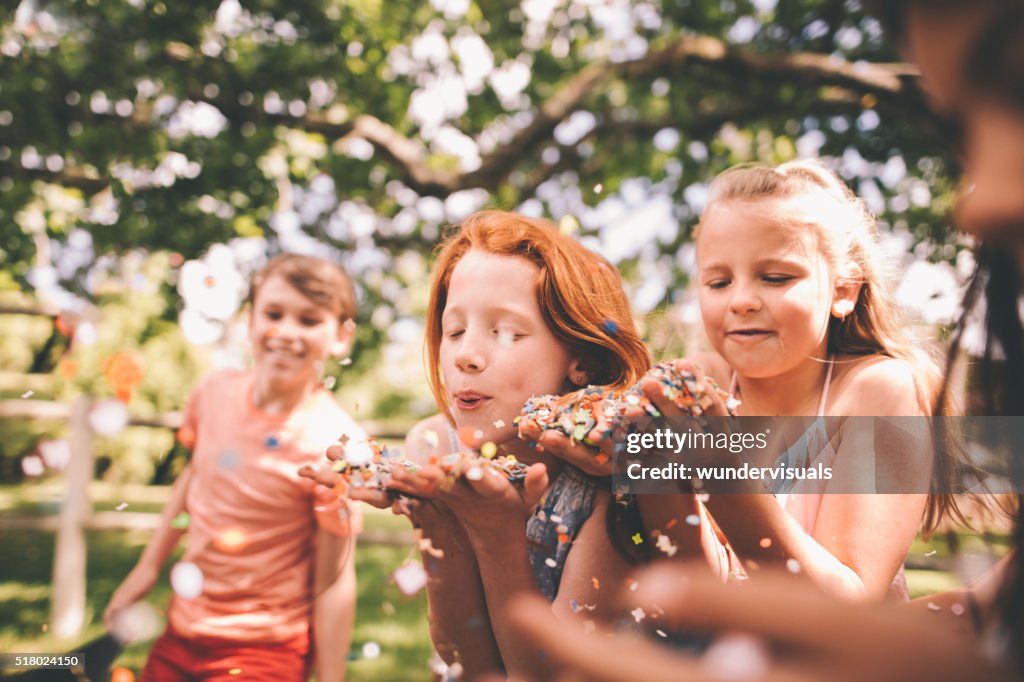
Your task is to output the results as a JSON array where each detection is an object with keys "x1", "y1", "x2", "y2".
[
  {"x1": 393, "y1": 561, "x2": 428, "y2": 596},
  {"x1": 170, "y1": 561, "x2": 204, "y2": 599}
]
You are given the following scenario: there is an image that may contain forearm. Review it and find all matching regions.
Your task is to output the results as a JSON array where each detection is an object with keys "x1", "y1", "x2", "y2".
[
  {"x1": 417, "y1": 512, "x2": 503, "y2": 677},
  {"x1": 708, "y1": 494, "x2": 869, "y2": 598},
  {"x1": 313, "y1": 530, "x2": 356, "y2": 682},
  {"x1": 135, "y1": 466, "x2": 193, "y2": 571},
  {"x1": 467, "y1": 528, "x2": 547, "y2": 681}
]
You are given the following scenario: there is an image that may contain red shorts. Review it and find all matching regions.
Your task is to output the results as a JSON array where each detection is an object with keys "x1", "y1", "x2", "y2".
[{"x1": 140, "y1": 625, "x2": 310, "y2": 682}]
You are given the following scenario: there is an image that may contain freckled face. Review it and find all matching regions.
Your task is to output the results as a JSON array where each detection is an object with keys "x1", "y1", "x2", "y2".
[
  {"x1": 697, "y1": 200, "x2": 834, "y2": 380},
  {"x1": 439, "y1": 250, "x2": 575, "y2": 447}
]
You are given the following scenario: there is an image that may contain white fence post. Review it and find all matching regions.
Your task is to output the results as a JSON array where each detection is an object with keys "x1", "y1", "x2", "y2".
[{"x1": 49, "y1": 395, "x2": 93, "y2": 639}]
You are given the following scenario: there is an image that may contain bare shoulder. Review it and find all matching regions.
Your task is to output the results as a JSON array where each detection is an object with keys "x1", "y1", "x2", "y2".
[
  {"x1": 829, "y1": 355, "x2": 927, "y2": 416},
  {"x1": 404, "y1": 413, "x2": 451, "y2": 462},
  {"x1": 689, "y1": 351, "x2": 732, "y2": 388}
]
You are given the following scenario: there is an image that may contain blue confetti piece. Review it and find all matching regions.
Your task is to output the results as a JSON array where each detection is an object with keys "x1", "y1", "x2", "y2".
[
  {"x1": 602, "y1": 319, "x2": 619, "y2": 335},
  {"x1": 265, "y1": 434, "x2": 281, "y2": 449}
]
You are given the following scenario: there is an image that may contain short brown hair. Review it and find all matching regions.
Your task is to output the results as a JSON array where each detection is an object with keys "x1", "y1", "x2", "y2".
[{"x1": 248, "y1": 253, "x2": 357, "y2": 322}]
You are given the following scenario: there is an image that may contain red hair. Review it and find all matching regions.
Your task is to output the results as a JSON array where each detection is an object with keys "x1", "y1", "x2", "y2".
[{"x1": 426, "y1": 210, "x2": 651, "y2": 414}]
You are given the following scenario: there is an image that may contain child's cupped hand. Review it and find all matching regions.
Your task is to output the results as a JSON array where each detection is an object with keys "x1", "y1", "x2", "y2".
[
  {"x1": 639, "y1": 360, "x2": 730, "y2": 419},
  {"x1": 388, "y1": 453, "x2": 549, "y2": 533},
  {"x1": 518, "y1": 416, "x2": 617, "y2": 477},
  {"x1": 299, "y1": 442, "x2": 394, "y2": 509}
]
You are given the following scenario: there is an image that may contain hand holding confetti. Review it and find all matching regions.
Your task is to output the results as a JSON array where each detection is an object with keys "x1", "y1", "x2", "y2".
[{"x1": 517, "y1": 361, "x2": 735, "y2": 475}]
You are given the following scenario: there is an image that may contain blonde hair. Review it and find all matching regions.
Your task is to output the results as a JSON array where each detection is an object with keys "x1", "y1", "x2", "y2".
[{"x1": 698, "y1": 160, "x2": 954, "y2": 530}]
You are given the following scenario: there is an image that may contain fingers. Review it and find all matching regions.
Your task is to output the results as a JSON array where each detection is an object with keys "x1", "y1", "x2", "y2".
[
  {"x1": 507, "y1": 595, "x2": 708, "y2": 682},
  {"x1": 522, "y1": 463, "x2": 550, "y2": 508},
  {"x1": 623, "y1": 565, "x2": 909, "y2": 656},
  {"x1": 347, "y1": 487, "x2": 394, "y2": 509},
  {"x1": 298, "y1": 463, "x2": 341, "y2": 489},
  {"x1": 539, "y1": 431, "x2": 613, "y2": 476}
]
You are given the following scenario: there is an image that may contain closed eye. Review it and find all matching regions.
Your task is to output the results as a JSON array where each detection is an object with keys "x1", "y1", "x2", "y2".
[
  {"x1": 705, "y1": 279, "x2": 730, "y2": 290},
  {"x1": 763, "y1": 275, "x2": 795, "y2": 285}
]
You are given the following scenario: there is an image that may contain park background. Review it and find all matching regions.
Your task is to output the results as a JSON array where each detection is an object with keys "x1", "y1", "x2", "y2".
[{"x1": 0, "y1": 0, "x2": 1007, "y2": 680}]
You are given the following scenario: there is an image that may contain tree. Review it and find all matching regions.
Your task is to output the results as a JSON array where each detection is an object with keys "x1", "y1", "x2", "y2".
[{"x1": 2, "y1": 0, "x2": 965, "y2": 432}]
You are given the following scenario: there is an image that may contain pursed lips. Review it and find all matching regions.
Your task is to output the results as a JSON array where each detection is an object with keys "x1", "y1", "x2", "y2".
[
  {"x1": 726, "y1": 328, "x2": 773, "y2": 341},
  {"x1": 453, "y1": 390, "x2": 490, "y2": 410}
]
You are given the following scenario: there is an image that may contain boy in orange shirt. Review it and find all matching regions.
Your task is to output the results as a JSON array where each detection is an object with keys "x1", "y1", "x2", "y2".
[{"x1": 104, "y1": 254, "x2": 364, "y2": 682}]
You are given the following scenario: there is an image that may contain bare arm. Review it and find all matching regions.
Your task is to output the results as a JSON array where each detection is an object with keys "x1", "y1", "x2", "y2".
[
  {"x1": 312, "y1": 527, "x2": 357, "y2": 682},
  {"x1": 103, "y1": 465, "x2": 193, "y2": 628}
]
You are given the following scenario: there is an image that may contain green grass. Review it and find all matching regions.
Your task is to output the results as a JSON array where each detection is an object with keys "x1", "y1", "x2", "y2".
[
  {"x1": 0, "y1": 482, "x2": 1011, "y2": 680},
  {"x1": 0, "y1": 483, "x2": 433, "y2": 681}
]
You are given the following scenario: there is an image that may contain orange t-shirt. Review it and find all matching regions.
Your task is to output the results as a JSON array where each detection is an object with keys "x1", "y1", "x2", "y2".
[{"x1": 169, "y1": 368, "x2": 364, "y2": 642}]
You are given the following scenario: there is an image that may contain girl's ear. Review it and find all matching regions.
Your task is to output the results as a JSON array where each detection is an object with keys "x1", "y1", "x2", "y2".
[
  {"x1": 831, "y1": 267, "x2": 863, "y2": 319},
  {"x1": 330, "y1": 319, "x2": 357, "y2": 358},
  {"x1": 567, "y1": 359, "x2": 590, "y2": 387}
]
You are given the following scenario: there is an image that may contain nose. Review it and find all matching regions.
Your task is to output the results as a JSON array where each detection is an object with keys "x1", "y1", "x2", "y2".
[
  {"x1": 728, "y1": 279, "x2": 761, "y2": 315},
  {"x1": 454, "y1": 333, "x2": 486, "y2": 373}
]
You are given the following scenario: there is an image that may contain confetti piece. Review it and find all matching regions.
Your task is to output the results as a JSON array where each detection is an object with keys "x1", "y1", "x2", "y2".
[
  {"x1": 215, "y1": 528, "x2": 248, "y2": 552},
  {"x1": 344, "y1": 440, "x2": 376, "y2": 467},
  {"x1": 927, "y1": 602, "x2": 941, "y2": 611},
  {"x1": 591, "y1": 577, "x2": 600, "y2": 590},
  {"x1": 265, "y1": 434, "x2": 281, "y2": 449},
  {"x1": 656, "y1": 534, "x2": 678, "y2": 557},
  {"x1": 545, "y1": 558, "x2": 558, "y2": 568},
  {"x1": 229, "y1": 669, "x2": 241, "y2": 676},
  {"x1": 759, "y1": 537, "x2": 772, "y2": 549},
  {"x1": 466, "y1": 466, "x2": 484, "y2": 481},
  {"x1": 701, "y1": 633, "x2": 771, "y2": 680},
  {"x1": 630, "y1": 607, "x2": 646, "y2": 623},
  {"x1": 362, "y1": 642, "x2": 381, "y2": 659},
  {"x1": 558, "y1": 533, "x2": 570, "y2": 544},
  {"x1": 665, "y1": 518, "x2": 678, "y2": 530},
  {"x1": 493, "y1": 419, "x2": 506, "y2": 428},
  {"x1": 593, "y1": 183, "x2": 604, "y2": 193},
  {"x1": 655, "y1": 629, "x2": 668, "y2": 638},
  {"x1": 322, "y1": 376, "x2": 337, "y2": 389},
  {"x1": 685, "y1": 514, "x2": 700, "y2": 526},
  {"x1": 340, "y1": 357, "x2": 353, "y2": 366},
  {"x1": 632, "y1": 533, "x2": 644, "y2": 545},
  {"x1": 628, "y1": 580, "x2": 639, "y2": 591},
  {"x1": 393, "y1": 561, "x2": 428, "y2": 595},
  {"x1": 785, "y1": 558, "x2": 801, "y2": 574},
  {"x1": 601, "y1": 319, "x2": 619, "y2": 336},
  {"x1": 89, "y1": 399, "x2": 130, "y2": 436},
  {"x1": 20, "y1": 390, "x2": 34, "y2": 399},
  {"x1": 170, "y1": 512, "x2": 190, "y2": 529},
  {"x1": 111, "y1": 667, "x2": 135, "y2": 682},
  {"x1": 448, "y1": 662, "x2": 464, "y2": 679},
  {"x1": 170, "y1": 561, "x2": 204, "y2": 599},
  {"x1": 481, "y1": 442, "x2": 497, "y2": 458},
  {"x1": 951, "y1": 603, "x2": 965, "y2": 616},
  {"x1": 20, "y1": 455, "x2": 44, "y2": 477},
  {"x1": 115, "y1": 502, "x2": 129, "y2": 511},
  {"x1": 217, "y1": 450, "x2": 239, "y2": 470},
  {"x1": 924, "y1": 550, "x2": 937, "y2": 557}
]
